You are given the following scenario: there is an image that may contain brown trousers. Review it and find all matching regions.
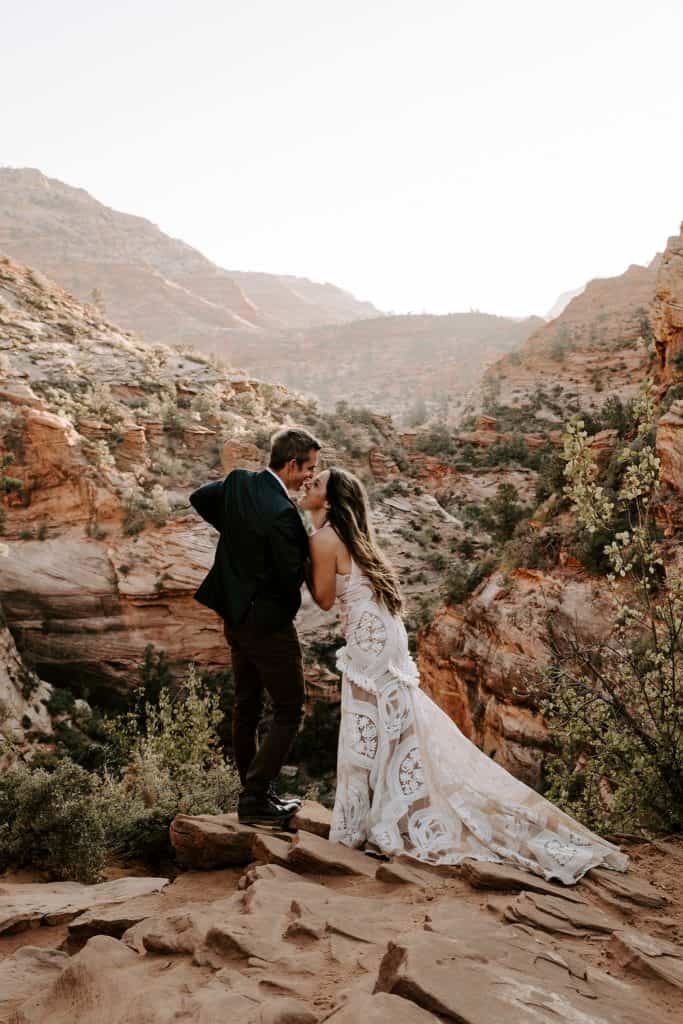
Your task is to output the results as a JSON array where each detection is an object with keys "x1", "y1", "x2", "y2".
[{"x1": 223, "y1": 613, "x2": 305, "y2": 795}]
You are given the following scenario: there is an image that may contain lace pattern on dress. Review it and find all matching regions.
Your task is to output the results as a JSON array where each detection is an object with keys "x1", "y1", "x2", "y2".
[{"x1": 331, "y1": 560, "x2": 630, "y2": 882}]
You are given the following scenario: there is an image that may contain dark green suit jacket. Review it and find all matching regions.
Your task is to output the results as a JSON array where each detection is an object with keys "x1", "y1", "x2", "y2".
[{"x1": 190, "y1": 469, "x2": 309, "y2": 632}]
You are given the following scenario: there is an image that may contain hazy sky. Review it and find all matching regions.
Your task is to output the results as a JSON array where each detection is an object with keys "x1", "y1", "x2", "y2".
[{"x1": 3, "y1": 1, "x2": 682, "y2": 317}]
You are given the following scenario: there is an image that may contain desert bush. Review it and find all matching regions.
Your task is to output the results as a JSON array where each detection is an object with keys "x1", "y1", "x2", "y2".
[
  {"x1": 534, "y1": 451, "x2": 566, "y2": 504},
  {"x1": 0, "y1": 760, "x2": 107, "y2": 882},
  {"x1": 481, "y1": 483, "x2": 531, "y2": 543},
  {"x1": 444, "y1": 555, "x2": 498, "y2": 604},
  {"x1": 502, "y1": 523, "x2": 561, "y2": 571},
  {"x1": 0, "y1": 666, "x2": 240, "y2": 879},
  {"x1": 536, "y1": 380, "x2": 683, "y2": 834},
  {"x1": 415, "y1": 423, "x2": 455, "y2": 456},
  {"x1": 107, "y1": 665, "x2": 240, "y2": 863}
]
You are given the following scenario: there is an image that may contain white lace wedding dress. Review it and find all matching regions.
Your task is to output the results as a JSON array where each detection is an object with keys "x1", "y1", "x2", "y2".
[{"x1": 329, "y1": 561, "x2": 628, "y2": 884}]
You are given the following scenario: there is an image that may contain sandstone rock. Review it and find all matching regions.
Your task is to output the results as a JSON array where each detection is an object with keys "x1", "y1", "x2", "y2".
[
  {"x1": 182, "y1": 424, "x2": 217, "y2": 453},
  {"x1": 375, "y1": 861, "x2": 431, "y2": 886},
  {"x1": 286, "y1": 831, "x2": 378, "y2": 877},
  {"x1": 368, "y1": 447, "x2": 400, "y2": 480},
  {"x1": 583, "y1": 867, "x2": 670, "y2": 909},
  {"x1": 589, "y1": 428, "x2": 619, "y2": 466},
  {"x1": 11, "y1": 933, "x2": 263, "y2": 1023},
  {"x1": 258, "y1": 997, "x2": 318, "y2": 1024},
  {"x1": 0, "y1": 876, "x2": 169, "y2": 936},
  {"x1": 221, "y1": 439, "x2": 263, "y2": 473},
  {"x1": 461, "y1": 859, "x2": 585, "y2": 902},
  {"x1": 113, "y1": 422, "x2": 147, "y2": 470},
  {"x1": 326, "y1": 992, "x2": 441, "y2": 1022},
  {"x1": 376, "y1": 927, "x2": 644, "y2": 1024},
  {"x1": 0, "y1": 380, "x2": 46, "y2": 410},
  {"x1": 291, "y1": 800, "x2": 332, "y2": 839},
  {"x1": 252, "y1": 832, "x2": 294, "y2": 868},
  {"x1": 610, "y1": 929, "x2": 683, "y2": 990},
  {"x1": 66, "y1": 892, "x2": 168, "y2": 949},
  {"x1": 418, "y1": 572, "x2": 613, "y2": 784},
  {"x1": 652, "y1": 223, "x2": 683, "y2": 378},
  {"x1": 504, "y1": 890, "x2": 617, "y2": 936},
  {"x1": 0, "y1": 612, "x2": 53, "y2": 748},
  {"x1": 656, "y1": 399, "x2": 683, "y2": 491},
  {"x1": 0, "y1": 947, "x2": 69, "y2": 1021},
  {"x1": 170, "y1": 813, "x2": 257, "y2": 868}
]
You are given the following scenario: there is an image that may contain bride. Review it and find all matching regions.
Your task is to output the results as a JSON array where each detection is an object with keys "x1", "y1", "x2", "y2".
[{"x1": 299, "y1": 466, "x2": 628, "y2": 884}]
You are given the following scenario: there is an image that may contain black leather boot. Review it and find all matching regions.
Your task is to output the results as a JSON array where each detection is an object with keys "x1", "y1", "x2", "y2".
[
  {"x1": 268, "y1": 786, "x2": 302, "y2": 812},
  {"x1": 238, "y1": 791, "x2": 295, "y2": 826}
]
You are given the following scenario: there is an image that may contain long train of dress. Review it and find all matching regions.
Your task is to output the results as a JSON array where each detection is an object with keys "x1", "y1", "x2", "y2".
[{"x1": 328, "y1": 562, "x2": 628, "y2": 884}]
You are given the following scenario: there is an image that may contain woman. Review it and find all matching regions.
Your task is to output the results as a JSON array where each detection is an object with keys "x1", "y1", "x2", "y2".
[{"x1": 300, "y1": 466, "x2": 628, "y2": 884}]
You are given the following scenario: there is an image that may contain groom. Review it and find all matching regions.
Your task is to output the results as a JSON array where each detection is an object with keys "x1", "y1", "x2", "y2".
[{"x1": 190, "y1": 427, "x2": 321, "y2": 826}]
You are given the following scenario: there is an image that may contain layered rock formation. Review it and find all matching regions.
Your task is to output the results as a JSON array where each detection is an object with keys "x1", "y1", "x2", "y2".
[
  {"x1": 0, "y1": 255, "x2": 461, "y2": 699},
  {"x1": 0, "y1": 169, "x2": 541, "y2": 421},
  {"x1": 418, "y1": 570, "x2": 612, "y2": 785},
  {"x1": 0, "y1": 168, "x2": 379, "y2": 345},
  {"x1": 652, "y1": 223, "x2": 683, "y2": 380},
  {"x1": 1, "y1": 808, "x2": 681, "y2": 1022},
  {"x1": 479, "y1": 257, "x2": 659, "y2": 419},
  {"x1": 226, "y1": 311, "x2": 543, "y2": 422},
  {"x1": 0, "y1": 613, "x2": 52, "y2": 760},
  {"x1": 415, "y1": 228, "x2": 681, "y2": 786}
]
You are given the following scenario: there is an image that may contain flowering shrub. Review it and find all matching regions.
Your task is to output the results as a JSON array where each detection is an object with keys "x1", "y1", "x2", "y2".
[{"x1": 538, "y1": 380, "x2": 683, "y2": 833}]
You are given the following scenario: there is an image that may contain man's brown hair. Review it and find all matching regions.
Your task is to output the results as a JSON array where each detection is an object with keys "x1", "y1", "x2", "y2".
[{"x1": 268, "y1": 427, "x2": 321, "y2": 470}]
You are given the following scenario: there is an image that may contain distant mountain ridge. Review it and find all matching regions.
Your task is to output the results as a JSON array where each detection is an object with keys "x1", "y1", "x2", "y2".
[
  {"x1": 0, "y1": 167, "x2": 541, "y2": 419},
  {"x1": 227, "y1": 311, "x2": 543, "y2": 421},
  {"x1": 0, "y1": 167, "x2": 380, "y2": 346}
]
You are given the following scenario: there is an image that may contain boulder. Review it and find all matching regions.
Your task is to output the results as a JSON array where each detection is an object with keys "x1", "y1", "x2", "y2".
[
  {"x1": 583, "y1": 867, "x2": 670, "y2": 909},
  {"x1": 286, "y1": 831, "x2": 378, "y2": 878},
  {"x1": 170, "y1": 812, "x2": 257, "y2": 868},
  {"x1": 461, "y1": 859, "x2": 585, "y2": 902},
  {"x1": 0, "y1": 947, "x2": 69, "y2": 1021},
  {"x1": 376, "y1": 927, "x2": 645, "y2": 1024},
  {"x1": 0, "y1": 876, "x2": 169, "y2": 936},
  {"x1": 66, "y1": 892, "x2": 168, "y2": 949},
  {"x1": 610, "y1": 929, "x2": 683, "y2": 990},
  {"x1": 504, "y1": 890, "x2": 618, "y2": 936},
  {"x1": 290, "y1": 800, "x2": 332, "y2": 839}
]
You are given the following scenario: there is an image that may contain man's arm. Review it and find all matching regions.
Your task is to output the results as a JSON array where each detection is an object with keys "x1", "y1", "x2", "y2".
[
  {"x1": 269, "y1": 507, "x2": 307, "y2": 591},
  {"x1": 189, "y1": 479, "x2": 225, "y2": 531}
]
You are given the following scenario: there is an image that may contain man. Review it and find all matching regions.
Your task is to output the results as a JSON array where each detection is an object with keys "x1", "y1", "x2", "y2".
[{"x1": 190, "y1": 427, "x2": 321, "y2": 826}]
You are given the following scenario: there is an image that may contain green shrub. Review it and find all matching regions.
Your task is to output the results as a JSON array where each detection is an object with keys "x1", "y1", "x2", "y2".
[
  {"x1": 444, "y1": 556, "x2": 498, "y2": 604},
  {"x1": 0, "y1": 666, "x2": 240, "y2": 879},
  {"x1": 482, "y1": 483, "x2": 531, "y2": 542},
  {"x1": 537, "y1": 383, "x2": 683, "y2": 834},
  {"x1": 46, "y1": 687, "x2": 76, "y2": 716},
  {"x1": 0, "y1": 760, "x2": 107, "y2": 882}
]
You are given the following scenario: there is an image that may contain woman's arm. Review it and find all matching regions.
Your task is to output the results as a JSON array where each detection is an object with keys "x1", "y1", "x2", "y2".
[{"x1": 307, "y1": 528, "x2": 338, "y2": 611}]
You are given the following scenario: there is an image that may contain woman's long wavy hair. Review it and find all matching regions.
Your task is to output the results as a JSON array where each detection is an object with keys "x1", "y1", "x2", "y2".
[{"x1": 325, "y1": 467, "x2": 403, "y2": 616}]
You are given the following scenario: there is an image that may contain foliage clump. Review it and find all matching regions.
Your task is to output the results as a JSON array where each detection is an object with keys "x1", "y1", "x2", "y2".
[
  {"x1": 0, "y1": 666, "x2": 240, "y2": 881},
  {"x1": 537, "y1": 380, "x2": 683, "y2": 834}
]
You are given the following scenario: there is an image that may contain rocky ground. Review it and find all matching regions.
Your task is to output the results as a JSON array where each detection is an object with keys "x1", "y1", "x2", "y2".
[{"x1": 0, "y1": 803, "x2": 681, "y2": 1023}]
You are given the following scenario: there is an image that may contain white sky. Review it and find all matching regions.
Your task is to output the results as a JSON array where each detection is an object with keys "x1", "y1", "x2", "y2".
[{"x1": 2, "y1": 0, "x2": 682, "y2": 317}]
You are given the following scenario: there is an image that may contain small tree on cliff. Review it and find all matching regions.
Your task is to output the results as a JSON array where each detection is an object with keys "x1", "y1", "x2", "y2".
[{"x1": 538, "y1": 379, "x2": 683, "y2": 834}]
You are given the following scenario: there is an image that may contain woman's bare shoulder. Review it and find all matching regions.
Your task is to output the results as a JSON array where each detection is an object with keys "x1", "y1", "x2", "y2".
[{"x1": 310, "y1": 524, "x2": 340, "y2": 554}]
